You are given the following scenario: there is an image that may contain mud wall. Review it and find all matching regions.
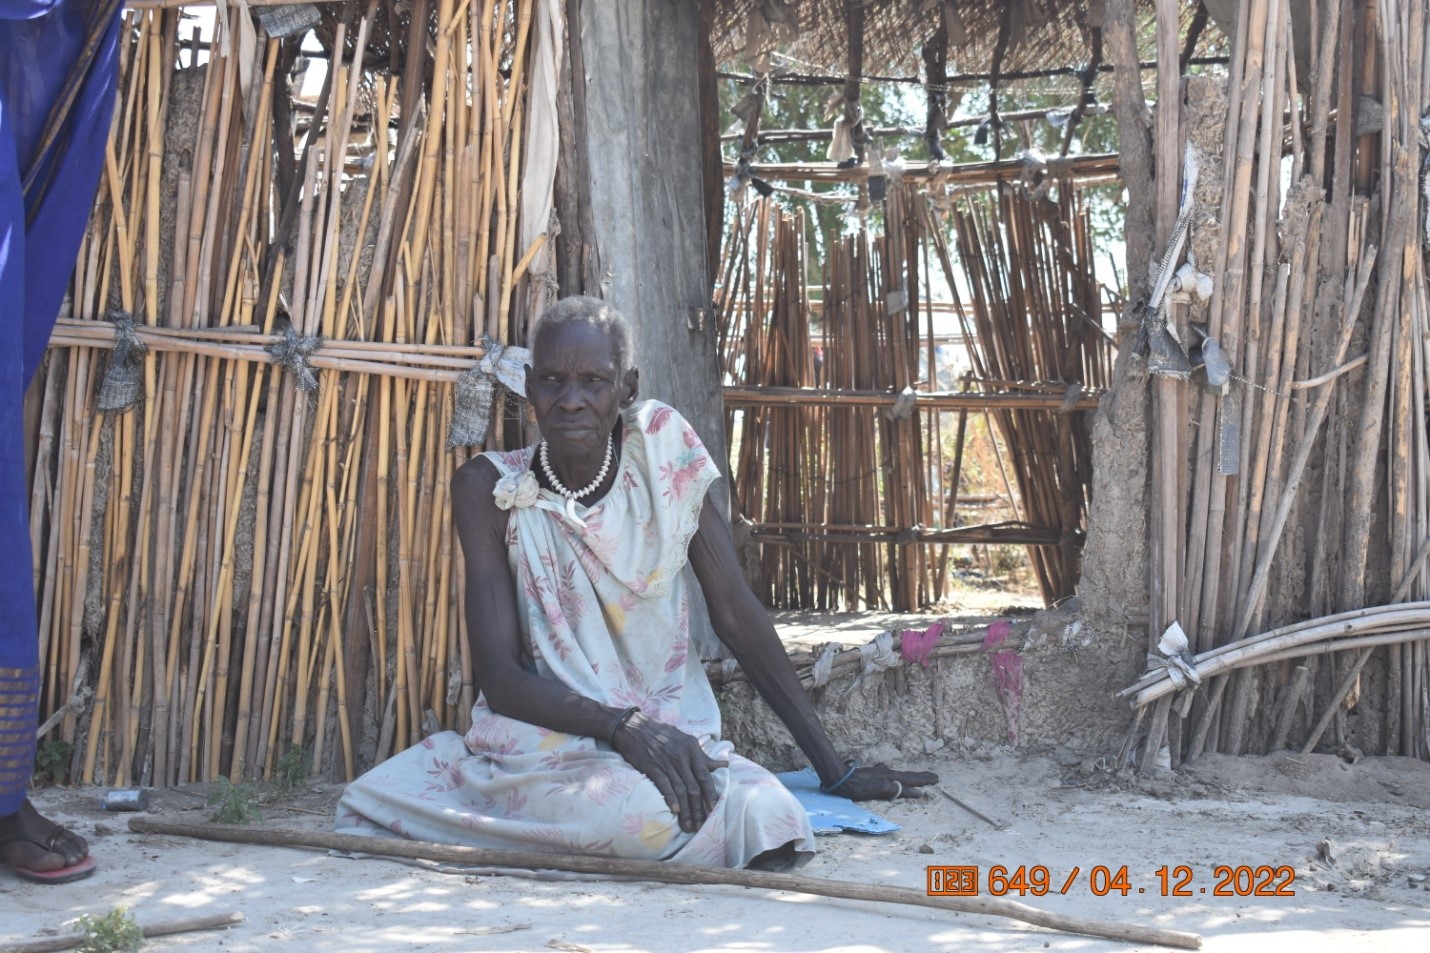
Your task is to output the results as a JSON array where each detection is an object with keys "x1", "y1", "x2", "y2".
[{"x1": 720, "y1": 601, "x2": 1145, "y2": 768}]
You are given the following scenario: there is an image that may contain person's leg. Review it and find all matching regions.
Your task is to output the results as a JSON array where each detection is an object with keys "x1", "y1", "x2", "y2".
[
  {"x1": 0, "y1": 59, "x2": 88, "y2": 882},
  {"x1": 745, "y1": 840, "x2": 801, "y2": 872},
  {"x1": 0, "y1": 1, "x2": 118, "y2": 883},
  {"x1": 15, "y1": 1, "x2": 123, "y2": 385},
  {"x1": 0, "y1": 3, "x2": 39, "y2": 827}
]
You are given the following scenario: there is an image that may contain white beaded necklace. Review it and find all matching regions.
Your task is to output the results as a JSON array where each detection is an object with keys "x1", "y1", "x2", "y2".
[{"x1": 539, "y1": 435, "x2": 613, "y2": 522}]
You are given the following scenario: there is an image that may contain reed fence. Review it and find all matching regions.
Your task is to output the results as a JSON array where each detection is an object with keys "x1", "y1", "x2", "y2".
[
  {"x1": 1120, "y1": 0, "x2": 1430, "y2": 764},
  {"x1": 28, "y1": 0, "x2": 547, "y2": 787},
  {"x1": 717, "y1": 181, "x2": 1113, "y2": 611}
]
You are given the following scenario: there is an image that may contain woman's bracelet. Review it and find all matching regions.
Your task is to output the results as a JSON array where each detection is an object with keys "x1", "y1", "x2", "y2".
[
  {"x1": 820, "y1": 759, "x2": 859, "y2": 794},
  {"x1": 608, "y1": 706, "x2": 640, "y2": 746}
]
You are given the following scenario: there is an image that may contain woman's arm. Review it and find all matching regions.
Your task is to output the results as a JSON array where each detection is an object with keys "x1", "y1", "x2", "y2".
[
  {"x1": 688, "y1": 495, "x2": 937, "y2": 799},
  {"x1": 452, "y1": 457, "x2": 627, "y2": 742}
]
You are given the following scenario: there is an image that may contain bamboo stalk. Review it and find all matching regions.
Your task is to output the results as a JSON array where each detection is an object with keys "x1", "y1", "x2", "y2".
[
  {"x1": 1270, "y1": 663, "x2": 1312, "y2": 751},
  {"x1": 1189, "y1": 0, "x2": 1272, "y2": 692},
  {"x1": 1300, "y1": 648, "x2": 1376, "y2": 753},
  {"x1": 1233, "y1": 248, "x2": 1379, "y2": 638},
  {"x1": 1129, "y1": 604, "x2": 1430, "y2": 708},
  {"x1": 229, "y1": 238, "x2": 286, "y2": 779}
]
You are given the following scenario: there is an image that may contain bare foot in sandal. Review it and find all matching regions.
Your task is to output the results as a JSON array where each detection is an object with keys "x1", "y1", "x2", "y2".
[{"x1": 0, "y1": 799, "x2": 94, "y2": 884}]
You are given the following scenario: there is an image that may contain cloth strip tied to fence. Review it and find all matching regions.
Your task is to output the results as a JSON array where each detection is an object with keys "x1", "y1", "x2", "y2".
[
  {"x1": 851, "y1": 631, "x2": 900, "y2": 688},
  {"x1": 448, "y1": 340, "x2": 531, "y2": 448},
  {"x1": 95, "y1": 310, "x2": 146, "y2": 412},
  {"x1": 265, "y1": 324, "x2": 324, "y2": 392}
]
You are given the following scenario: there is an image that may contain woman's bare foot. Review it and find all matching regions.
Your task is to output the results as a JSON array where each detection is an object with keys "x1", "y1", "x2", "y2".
[
  {"x1": 746, "y1": 840, "x2": 800, "y2": 872},
  {"x1": 0, "y1": 799, "x2": 92, "y2": 883}
]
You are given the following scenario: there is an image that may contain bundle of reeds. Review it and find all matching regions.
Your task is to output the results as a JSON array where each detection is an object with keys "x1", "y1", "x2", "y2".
[{"x1": 28, "y1": 0, "x2": 548, "y2": 786}]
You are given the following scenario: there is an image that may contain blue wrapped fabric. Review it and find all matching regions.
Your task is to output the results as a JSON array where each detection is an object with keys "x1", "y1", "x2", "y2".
[{"x1": 0, "y1": 0, "x2": 121, "y2": 815}]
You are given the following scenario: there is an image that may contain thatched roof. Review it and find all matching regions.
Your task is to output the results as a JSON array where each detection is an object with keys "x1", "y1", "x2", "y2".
[{"x1": 711, "y1": 0, "x2": 1102, "y2": 78}]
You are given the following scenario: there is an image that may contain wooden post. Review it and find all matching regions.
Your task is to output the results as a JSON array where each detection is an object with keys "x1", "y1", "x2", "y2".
[
  {"x1": 565, "y1": 0, "x2": 727, "y2": 514},
  {"x1": 1079, "y1": 0, "x2": 1156, "y2": 637}
]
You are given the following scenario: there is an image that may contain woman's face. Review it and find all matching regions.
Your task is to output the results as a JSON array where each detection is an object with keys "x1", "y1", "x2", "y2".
[{"x1": 525, "y1": 320, "x2": 637, "y2": 459}]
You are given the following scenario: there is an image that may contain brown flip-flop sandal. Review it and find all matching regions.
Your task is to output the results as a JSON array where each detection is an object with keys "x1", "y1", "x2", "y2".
[{"x1": 1, "y1": 828, "x2": 97, "y2": 885}]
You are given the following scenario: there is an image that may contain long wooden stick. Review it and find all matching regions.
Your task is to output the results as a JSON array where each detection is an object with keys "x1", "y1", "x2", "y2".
[
  {"x1": 127, "y1": 819, "x2": 1202, "y2": 950},
  {"x1": 0, "y1": 913, "x2": 244, "y2": 953}
]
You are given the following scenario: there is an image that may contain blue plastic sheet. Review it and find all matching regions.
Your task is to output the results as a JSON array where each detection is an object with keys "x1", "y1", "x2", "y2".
[{"x1": 777, "y1": 768, "x2": 899, "y2": 835}]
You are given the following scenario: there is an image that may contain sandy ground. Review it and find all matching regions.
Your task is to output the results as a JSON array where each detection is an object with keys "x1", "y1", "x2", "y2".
[
  {"x1": 768, "y1": 597, "x2": 1039, "y2": 653},
  {"x1": 2, "y1": 748, "x2": 1427, "y2": 952}
]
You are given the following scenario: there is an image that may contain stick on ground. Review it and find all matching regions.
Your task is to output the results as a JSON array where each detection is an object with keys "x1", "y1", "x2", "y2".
[
  {"x1": 0, "y1": 912, "x2": 243, "y2": 953},
  {"x1": 128, "y1": 818, "x2": 1201, "y2": 950},
  {"x1": 935, "y1": 785, "x2": 1009, "y2": 829}
]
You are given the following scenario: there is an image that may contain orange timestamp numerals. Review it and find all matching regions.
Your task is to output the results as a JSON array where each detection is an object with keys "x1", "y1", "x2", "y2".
[
  {"x1": 1159, "y1": 864, "x2": 1297, "y2": 897},
  {"x1": 924, "y1": 864, "x2": 1138, "y2": 897},
  {"x1": 926, "y1": 864, "x2": 1297, "y2": 898}
]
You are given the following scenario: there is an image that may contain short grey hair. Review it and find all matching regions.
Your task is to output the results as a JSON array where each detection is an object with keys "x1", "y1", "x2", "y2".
[{"x1": 528, "y1": 295, "x2": 636, "y2": 377}]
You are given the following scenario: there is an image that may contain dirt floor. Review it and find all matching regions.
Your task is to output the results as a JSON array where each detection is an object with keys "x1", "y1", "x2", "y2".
[{"x1": 3, "y1": 747, "x2": 1428, "y2": 952}]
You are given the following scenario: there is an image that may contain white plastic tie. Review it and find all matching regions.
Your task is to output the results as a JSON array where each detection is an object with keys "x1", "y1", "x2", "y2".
[
  {"x1": 720, "y1": 658, "x2": 738, "y2": 685},
  {"x1": 1149, "y1": 621, "x2": 1202, "y2": 691},
  {"x1": 810, "y1": 642, "x2": 841, "y2": 688},
  {"x1": 858, "y1": 630, "x2": 900, "y2": 677}
]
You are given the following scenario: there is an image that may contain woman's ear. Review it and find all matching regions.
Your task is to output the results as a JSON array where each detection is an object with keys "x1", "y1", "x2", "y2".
[{"x1": 621, "y1": 367, "x2": 639, "y2": 406}]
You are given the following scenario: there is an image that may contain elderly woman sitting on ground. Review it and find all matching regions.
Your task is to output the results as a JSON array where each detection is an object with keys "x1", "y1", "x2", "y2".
[{"x1": 338, "y1": 295, "x2": 935, "y2": 869}]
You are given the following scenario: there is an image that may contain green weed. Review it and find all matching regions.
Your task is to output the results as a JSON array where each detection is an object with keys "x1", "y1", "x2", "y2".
[
  {"x1": 273, "y1": 747, "x2": 311, "y2": 796},
  {"x1": 75, "y1": 906, "x2": 143, "y2": 953},
  {"x1": 33, "y1": 739, "x2": 74, "y2": 786},
  {"x1": 207, "y1": 776, "x2": 264, "y2": 825}
]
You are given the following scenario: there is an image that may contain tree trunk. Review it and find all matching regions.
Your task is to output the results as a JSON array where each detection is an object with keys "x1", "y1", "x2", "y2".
[{"x1": 564, "y1": 0, "x2": 728, "y2": 515}]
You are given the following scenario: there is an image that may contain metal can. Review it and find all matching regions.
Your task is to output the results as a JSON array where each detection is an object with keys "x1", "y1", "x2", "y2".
[{"x1": 102, "y1": 788, "x2": 149, "y2": 812}]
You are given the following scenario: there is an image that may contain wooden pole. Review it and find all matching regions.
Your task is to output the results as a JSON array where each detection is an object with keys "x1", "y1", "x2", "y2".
[
  {"x1": 127, "y1": 819, "x2": 1202, "y2": 950},
  {"x1": 0, "y1": 913, "x2": 244, "y2": 953}
]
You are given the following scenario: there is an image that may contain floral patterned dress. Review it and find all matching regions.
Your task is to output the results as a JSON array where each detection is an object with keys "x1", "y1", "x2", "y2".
[{"x1": 336, "y1": 400, "x2": 815, "y2": 867}]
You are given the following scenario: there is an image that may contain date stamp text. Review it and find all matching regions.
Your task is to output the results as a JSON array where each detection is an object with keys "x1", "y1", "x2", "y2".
[{"x1": 926, "y1": 864, "x2": 1297, "y2": 898}]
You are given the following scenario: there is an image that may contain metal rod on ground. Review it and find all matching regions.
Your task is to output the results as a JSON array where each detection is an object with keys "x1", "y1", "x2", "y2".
[
  {"x1": 127, "y1": 819, "x2": 1202, "y2": 950},
  {"x1": 0, "y1": 912, "x2": 244, "y2": 953},
  {"x1": 935, "y1": 786, "x2": 1008, "y2": 830}
]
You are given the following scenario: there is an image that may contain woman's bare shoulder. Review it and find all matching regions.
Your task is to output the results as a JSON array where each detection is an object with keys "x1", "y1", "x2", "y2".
[
  {"x1": 454, "y1": 454, "x2": 501, "y2": 490},
  {"x1": 452, "y1": 455, "x2": 505, "y2": 526}
]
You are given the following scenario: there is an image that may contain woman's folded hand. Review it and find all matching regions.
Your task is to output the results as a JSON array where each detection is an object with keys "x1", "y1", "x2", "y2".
[{"x1": 612, "y1": 712, "x2": 727, "y2": 833}]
